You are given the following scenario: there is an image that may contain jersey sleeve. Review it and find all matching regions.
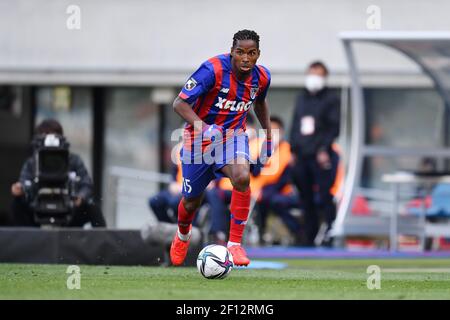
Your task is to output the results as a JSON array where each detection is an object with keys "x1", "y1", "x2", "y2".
[
  {"x1": 257, "y1": 66, "x2": 271, "y2": 102},
  {"x1": 178, "y1": 62, "x2": 216, "y2": 105}
]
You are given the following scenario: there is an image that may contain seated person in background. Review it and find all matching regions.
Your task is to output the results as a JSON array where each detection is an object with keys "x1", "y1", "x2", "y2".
[
  {"x1": 149, "y1": 143, "x2": 183, "y2": 223},
  {"x1": 252, "y1": 116, "x2": 302, "y2": 245},
  {"x1": 11, "y1": 119, "x2": 106, "y2": 228},
  {"x1": 204, "y1": 179, "x2": 233, "y2": 245}
]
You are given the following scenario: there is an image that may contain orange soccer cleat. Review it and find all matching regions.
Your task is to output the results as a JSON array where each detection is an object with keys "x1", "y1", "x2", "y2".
[
  {"x1": 170, "y1": 231, "x2": 191, "y2": 266},
  {"x1": 228, "y1": 245, "x2": 250, "y2": 266}
]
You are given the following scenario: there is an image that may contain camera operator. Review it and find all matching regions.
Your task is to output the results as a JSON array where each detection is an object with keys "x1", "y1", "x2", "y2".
[{"x1": 10, "y1": 119, "x2": 106, "y2": 228}]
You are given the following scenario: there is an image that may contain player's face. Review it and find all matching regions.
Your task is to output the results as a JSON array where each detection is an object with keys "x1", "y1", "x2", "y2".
[{"x1": 231, "y1": 40, "x2": 260, "y2": 75}]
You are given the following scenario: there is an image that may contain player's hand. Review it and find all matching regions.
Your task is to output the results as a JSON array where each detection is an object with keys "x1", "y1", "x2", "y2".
[
  {"x1": 289, "y1": 154, "x2": 297, "y2": 167},
  {"x1": 259, "y1": 137, "x2": 273, "y2": 164},
  {"x1": 11, "y1": 182, "x2": 24, "y2": 196},
  {"x1": 317, "y1": 150, "x2": 331, "y2": 170},
  {"x1": 74, "y1": 197, "x2": 84, "y2": 207},
  {"x1": 202, "y1": 124, "x2": 223, "y2": 142}
]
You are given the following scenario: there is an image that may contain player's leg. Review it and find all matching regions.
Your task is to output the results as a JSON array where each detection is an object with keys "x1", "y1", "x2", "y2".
[
  {"x1": 220, "y1": 160, "x2": 252, "y2": 266},
  {"x1": 170, "y1": 161, "x2": 214, "y2": 266},
  {"x1": 178, "y1": 194, "x2": 205, "y2": 236},
  {"x1": 170, "y1": 193, "x2": 205, "y2": 266}
]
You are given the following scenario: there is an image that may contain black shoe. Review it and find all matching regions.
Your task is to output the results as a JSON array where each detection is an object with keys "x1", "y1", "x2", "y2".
[{"x1": 320, "y1": 236, "x2": 334, "y2": 248}]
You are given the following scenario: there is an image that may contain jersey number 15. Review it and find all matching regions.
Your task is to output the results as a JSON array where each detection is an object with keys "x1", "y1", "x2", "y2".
[{"x1": 182, "y1": 178, "x2": 192, "y2": 194}]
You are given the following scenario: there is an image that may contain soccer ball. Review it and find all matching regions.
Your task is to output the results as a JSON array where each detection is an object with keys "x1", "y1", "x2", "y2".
[{"x1": 196, "y1": 244, "x2": 234, "y2": 279}]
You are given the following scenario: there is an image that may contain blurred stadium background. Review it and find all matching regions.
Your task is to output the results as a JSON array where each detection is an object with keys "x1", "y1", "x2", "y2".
[{"x1": 1, "y1": 0, "x2": 450, "y2": 299}]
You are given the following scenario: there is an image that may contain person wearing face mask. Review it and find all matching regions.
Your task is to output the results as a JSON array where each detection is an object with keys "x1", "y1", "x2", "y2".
[{"x1": 289, "y1": 61, "x2": 340, "y2": 247}]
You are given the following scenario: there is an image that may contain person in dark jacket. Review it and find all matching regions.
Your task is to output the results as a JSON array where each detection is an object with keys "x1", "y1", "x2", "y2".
[
  {"x1": 289, "y1": 61, "x2": 340, "y2": 247},
  {"x1": 10, "y1": 119, "x2": 106, "y2": 227}
]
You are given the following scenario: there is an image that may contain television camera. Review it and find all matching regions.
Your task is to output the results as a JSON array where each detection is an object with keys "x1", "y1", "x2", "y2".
[{"x1": 23, "y1": 134, "x2": 79, "y2": 226}]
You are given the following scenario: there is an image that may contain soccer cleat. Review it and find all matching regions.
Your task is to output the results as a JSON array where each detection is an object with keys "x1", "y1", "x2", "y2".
[
  {"x1": 170, "y1": 230, "x2": 191, "y2": 266},
  {"x1": 228, "y1": 245, "x2": 250, "y2": 266}
]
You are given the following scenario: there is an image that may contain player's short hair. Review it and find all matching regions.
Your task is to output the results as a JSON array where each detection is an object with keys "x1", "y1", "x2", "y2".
[
  {"x1": 308, "y1": 61, "x2": 329, "y2": 76},
  {"x1": 35, "y1": 119, "x2": 64, "y2": 136},
  {"x1": 232, "y1": 30, "x2": 260, "y2": 49},
  {"x1": 270, "y1": 116, "x2": 284, "y2": 129}
]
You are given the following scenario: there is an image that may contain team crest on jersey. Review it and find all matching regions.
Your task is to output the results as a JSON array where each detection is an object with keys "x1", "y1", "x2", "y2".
[
  {"x1": 250, "y1": 86, "x2": 259, "y2": 99},
  {"x1": 184, "y1": 78, "x2": 197, "y2": 91}
]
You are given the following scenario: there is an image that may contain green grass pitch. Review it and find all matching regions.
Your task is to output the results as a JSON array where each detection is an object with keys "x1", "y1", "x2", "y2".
[{"x1": 1, "y1": 259, "x2": 449, "y2": 299}]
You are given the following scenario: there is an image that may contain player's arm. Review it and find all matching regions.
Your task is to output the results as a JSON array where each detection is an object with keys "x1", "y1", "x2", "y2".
[
  {"x1": 254, "y1": 99, "x2": 272, "y2": 140},
  {"x1": 173, "y1": 97, "x2": 207, "y2": 128},
  {"x1": 254, "y1": 66, "x2": 272, "y2": 140},
  {"x1": 254, "y1": 98, "x2": 273, "y2": 163},
  {"x1": 173, "y1": 62, "x2": 216, "y2": 130}
]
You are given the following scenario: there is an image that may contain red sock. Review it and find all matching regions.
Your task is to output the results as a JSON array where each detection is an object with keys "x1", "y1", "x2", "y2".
[
  {"x1": 177, "y1": 199, "x2": 195, "y2": 235},
  {"x1": 229, "y1": 188, "x2": 251, "y2": 244}
]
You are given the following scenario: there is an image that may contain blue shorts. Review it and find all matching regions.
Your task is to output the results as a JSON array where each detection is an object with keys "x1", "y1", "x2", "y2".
[{"x1": 180, "y1": 133, "x2": 249, "y2": 198}]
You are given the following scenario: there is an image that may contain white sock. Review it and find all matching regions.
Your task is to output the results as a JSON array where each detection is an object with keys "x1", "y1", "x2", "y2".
[
  {"x1": 227, "y1": 241, "x2": 240, "y2": 248},
  {"x1": 177, "y1": 229, "x2": 191, "y2": 242}
]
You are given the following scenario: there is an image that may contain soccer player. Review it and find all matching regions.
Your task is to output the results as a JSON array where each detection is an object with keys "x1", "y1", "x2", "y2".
[{"x1": 170, "y1": 30, "x2": 272, "y2": 266}]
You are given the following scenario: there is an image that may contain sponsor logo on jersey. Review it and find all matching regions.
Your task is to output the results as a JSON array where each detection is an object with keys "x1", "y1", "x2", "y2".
[
  {"x1": 220, "y1": 87, "x2": 230, "y2": 94},
  {"x1": 215, "y1": 97, "x2": 253, "y2": 112}
]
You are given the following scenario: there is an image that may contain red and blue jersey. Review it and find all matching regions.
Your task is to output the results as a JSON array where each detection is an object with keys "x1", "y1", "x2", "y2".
[{"x1": 178, "y1": 53, "x2": 271, "y2": 148}]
